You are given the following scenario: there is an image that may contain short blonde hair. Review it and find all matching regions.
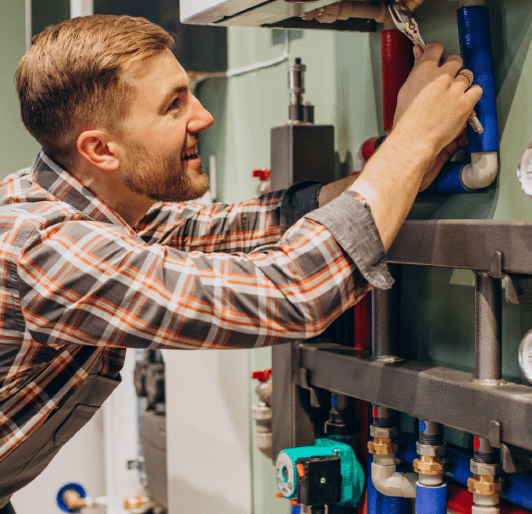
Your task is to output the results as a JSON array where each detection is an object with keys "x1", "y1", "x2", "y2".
[{"x1": 16, "y1": 15, "x2": 173, "y2": 166}]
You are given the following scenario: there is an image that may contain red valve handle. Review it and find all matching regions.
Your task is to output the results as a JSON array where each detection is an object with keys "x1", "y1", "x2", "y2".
[
  {"x1": 251, "y1": 368, "x2": 272, "y2": 382},
  {"x1": 252, "y1": 169, "x2": 271, "y2": 181}
]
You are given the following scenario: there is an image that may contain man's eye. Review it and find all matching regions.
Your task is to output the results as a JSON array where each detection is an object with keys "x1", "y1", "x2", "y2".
[{"x1": 169, "y1": 97, "x2": 180, "y2": 109}]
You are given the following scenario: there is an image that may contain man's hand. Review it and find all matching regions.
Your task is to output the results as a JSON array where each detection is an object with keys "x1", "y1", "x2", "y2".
[
  {"x1": 419, "y1": 132, "x2": 468, "y2": 192},
  {"x1": 348, "y1": 42, "x2": 482, "y2": 250},
  {"x1": 392, "y1": 42, "x2": 481, "y2": 153}
]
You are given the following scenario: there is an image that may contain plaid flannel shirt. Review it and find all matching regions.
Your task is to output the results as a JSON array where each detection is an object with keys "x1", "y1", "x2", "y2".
[{"x1": 0, "y1": 150, "x2": 392, "y2": 462}]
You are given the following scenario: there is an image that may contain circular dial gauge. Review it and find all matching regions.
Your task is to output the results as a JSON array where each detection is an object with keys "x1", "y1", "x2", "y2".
[
  {"x1": 517, "y1": 143, "x2": 532, "y2": 197},
  {"x1": 518, "y1": 330, "x2": 532, "y2": 383}
]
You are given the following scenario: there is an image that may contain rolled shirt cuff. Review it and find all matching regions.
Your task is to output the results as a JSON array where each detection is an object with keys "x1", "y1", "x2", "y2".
[{"x1": 305, "y1": 190, "x2": 394, "y2": 290}]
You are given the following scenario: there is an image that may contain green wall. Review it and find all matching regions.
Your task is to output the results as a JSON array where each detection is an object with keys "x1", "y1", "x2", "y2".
[
  {"x1": 0, "y1": 1, "x2": 40, "y2": 175},
  {"x1": 3, "y1": 1, "x2": 532, "y2": 512},
  {"x1": 196, "y1": 1, "x2": 532, "y2": 512}
]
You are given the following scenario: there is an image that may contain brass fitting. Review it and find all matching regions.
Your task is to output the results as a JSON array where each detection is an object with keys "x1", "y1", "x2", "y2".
[
  {"x1": 123, "y1": 496, "x2": 150, "y2": 510},
  {"x1": 368, "y1": 437, "x2": 398, "y2": 456},
  {"x1": 63, "y1": 490, "x2": 88, "y2": 511},
  {"x1": 467, "y1": 474, "x2": 503, "y2": 496},
  {"x1": 413, "y1": 455, "x2": 447, "y2": 475}
]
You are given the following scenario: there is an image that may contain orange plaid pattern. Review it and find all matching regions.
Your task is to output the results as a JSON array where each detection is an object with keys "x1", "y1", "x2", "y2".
[{"x1": 0, "y1": 151, "x2": 389, "y2": 462}]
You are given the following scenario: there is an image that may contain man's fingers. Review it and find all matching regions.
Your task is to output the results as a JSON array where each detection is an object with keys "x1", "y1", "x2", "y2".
[
  {"x1": 455, "y1": 69, "x2": 475, "y2": 90},
  {"x1": 441, "y1": 54, "x2": 464, "y2": 75},
  {"x1": 465, "y1": 84, "x2": 483, "y2": 109},
  {"x1": 415, "y1": 41, "x2": 445, "y2": 64}
]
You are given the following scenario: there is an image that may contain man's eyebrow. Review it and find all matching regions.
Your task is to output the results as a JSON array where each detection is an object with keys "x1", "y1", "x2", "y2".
[{"x1": 159, "y1": 84, "x2": 189, "y2": 112}]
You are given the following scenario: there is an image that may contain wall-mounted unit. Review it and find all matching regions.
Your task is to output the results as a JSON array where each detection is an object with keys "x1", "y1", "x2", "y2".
[{"x1": 180, "y1": 0, "x2": 378, "y2": 32}]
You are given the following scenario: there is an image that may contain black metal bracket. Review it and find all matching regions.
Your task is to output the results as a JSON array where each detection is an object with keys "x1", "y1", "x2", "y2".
[
  {"x1": 299, "y1": 367, "x2": 330, "y2": 409},
  {"x1": 488, "y1": 420, "x2": 532, "y2": 473},
  {"x1": 490, "y1": 250, "x2": 532, "y2": 305}
]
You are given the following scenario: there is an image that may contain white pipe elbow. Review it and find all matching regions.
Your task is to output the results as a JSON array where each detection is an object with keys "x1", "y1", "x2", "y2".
[
  {"x1": 460, "y1": 151, "x2": 498, "y2": 190},
  {"x1": 371, "y1": 462, "x2": 417, "y2": 498}
]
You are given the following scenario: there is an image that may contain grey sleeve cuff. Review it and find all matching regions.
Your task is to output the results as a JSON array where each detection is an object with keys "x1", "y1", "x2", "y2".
[
  {"x1": 280, "y1": 181, "x2": 324, "y2": 233},
  {"x1": 305, "y1": 190, "x2": 394, "y2": 290}
]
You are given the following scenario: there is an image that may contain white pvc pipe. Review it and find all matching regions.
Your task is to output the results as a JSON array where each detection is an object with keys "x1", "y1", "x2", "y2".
[
  {"x1": 371, "y1": 457, "x2": 418, "y2": 498},
  {"x1": 460, "y1": 151, "x2": 498, "y2": 190}
]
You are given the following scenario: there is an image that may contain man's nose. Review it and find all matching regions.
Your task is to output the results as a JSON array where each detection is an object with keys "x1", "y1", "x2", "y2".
[{"x1": 188, "y1": 96, "x2": 213, "y2": 133}]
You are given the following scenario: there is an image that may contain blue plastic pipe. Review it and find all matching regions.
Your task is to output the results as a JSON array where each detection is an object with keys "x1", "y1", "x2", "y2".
[
  {"x1": 416, "y1": 482, "x2": 447, "y2": 514},
  {"x1": 457, "y1": 6, "x2": 499, "y2": 154},
  {"x1": 397, "y1": 433, "x2": 532, "y2": 510},
  {"x1": 429, "y1": 162, "x2": 468, "y2": 194},
  {"x1": 429, "y1": 4, "x2": 499, "y2": 194}
]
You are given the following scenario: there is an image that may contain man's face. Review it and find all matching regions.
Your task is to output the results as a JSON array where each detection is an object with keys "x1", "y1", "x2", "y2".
[{"x1": 118, "y1": 49, "x2": 213, "y2": 203}]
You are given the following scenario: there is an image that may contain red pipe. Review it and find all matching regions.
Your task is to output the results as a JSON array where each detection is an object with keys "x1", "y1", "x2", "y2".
[
  {"x1": 354, "y1": 294, "x2": 371, "y2": 514},
  {"x1": 447, "y1": 483, "x2": 532, "y2": 514},
  {"x1": 381, "y1": 30, "x2": 412, "y2": 131}
]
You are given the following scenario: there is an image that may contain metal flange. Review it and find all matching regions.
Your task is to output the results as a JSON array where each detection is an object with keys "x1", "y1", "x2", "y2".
[
  {"x1": 467, "y1": 474, "x2": 503, "y2": 496},
  {"x1": 368, "y1": 437, "x2": 398, "y2": 456},
  {"x1": 413, "y1": 455, "x2": 448, "y2": 475}
]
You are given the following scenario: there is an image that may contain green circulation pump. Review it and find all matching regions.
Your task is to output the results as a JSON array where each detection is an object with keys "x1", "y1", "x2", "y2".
[{"x1": 276, "y1": 438, "x2": 365, "y2": 507}]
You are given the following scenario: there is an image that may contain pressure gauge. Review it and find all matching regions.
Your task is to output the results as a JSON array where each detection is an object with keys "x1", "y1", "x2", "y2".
[
  {"x1": 518, "y1": 330, "x2": 532, "y2": 383},
  {"x1": 517, "y1": 143, "x2": 532, "y2": 197}
]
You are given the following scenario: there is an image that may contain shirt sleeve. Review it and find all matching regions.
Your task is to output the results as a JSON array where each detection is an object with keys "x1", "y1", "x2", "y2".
[
  {"x1": 305, "y1": 191, "x2": 393, "y2": 290},
  {"x1": 16, "y1": 198, "x2": 386, "y2": 351},
  {"x1": 134, "y1": 181, "x2": 324, "y2": 253}
]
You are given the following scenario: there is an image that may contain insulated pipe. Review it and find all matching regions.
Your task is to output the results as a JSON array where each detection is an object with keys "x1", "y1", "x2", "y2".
[
  {"x1": 457, "y1": 2, "x2": 499, "y2": 190},
  {"x1": 429, "y1": 0, "x2": 499, "y2": 193},
  {"x1": 416, "y1": 482, "x2": 448, "y2": 514},
  {"x1": 474, "y1": 272, "x2": 502, "y2": 384},
  {"x1": 458, "y1": 2, "x2": 499, "y2": 156},
  {"x1": 381, "y1": 29, "x2": 412, "y2": 131},
  {"x1": 447, "y1": 483, "x2": 532, "y2": 514}
]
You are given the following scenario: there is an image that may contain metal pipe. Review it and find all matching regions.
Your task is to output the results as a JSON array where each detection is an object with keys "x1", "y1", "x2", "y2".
[
  {"x1": 372, "y1": 283, "x2": 401, "y2": 361},
  {"x1": 372, "y1": 289, "x2": 393, "y2": 359},
  {"x1": 474, "y1": 272, "x2": 502, "y2": 384}
]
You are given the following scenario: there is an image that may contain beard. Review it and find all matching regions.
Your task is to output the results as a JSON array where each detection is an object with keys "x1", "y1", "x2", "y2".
[{"x1": 123, "y1": 141, "x2": 210, "y2": 203}]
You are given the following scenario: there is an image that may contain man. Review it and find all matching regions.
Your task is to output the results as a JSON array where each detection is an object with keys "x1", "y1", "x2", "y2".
[{"x1": 0, "y1": 14, "x2": 480, "y2": 510}]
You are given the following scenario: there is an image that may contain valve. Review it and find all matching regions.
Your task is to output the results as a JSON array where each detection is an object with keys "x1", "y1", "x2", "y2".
[
  {"x1": 252, "y1": 169, "x2": 271, "y2": 195},
  {"x1": 251, "y1": 368, "x2": 272, "y2": 382},
  {"x1": 467, "y1": 437, "x2": 503, "y2": 514},
  {"x1": 56, "y1": 483, "x2": 107, "y2": 513},
  {"x1": 251, "y1": 368, "x2": 273, "y2": 459}
]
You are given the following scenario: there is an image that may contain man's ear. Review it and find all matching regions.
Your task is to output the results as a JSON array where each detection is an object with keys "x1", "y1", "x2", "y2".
[{"x1": 77, "y1": 130, "x2": 120, "y2": 171}]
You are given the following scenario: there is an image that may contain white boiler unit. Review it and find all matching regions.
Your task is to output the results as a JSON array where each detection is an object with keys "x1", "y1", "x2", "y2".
[{"x1": 180, "y1": 0, "x2": 341, "y2": 26}]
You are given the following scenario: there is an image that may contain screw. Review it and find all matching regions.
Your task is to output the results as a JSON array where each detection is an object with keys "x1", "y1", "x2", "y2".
[{"x1": 320, "y1": 477, "x2": 326, "y2": 484}]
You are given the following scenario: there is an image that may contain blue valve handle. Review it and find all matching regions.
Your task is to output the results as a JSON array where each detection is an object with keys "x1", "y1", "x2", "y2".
[{"x1": 56, "y1": 483, "x2": 86, "y2": 513}]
